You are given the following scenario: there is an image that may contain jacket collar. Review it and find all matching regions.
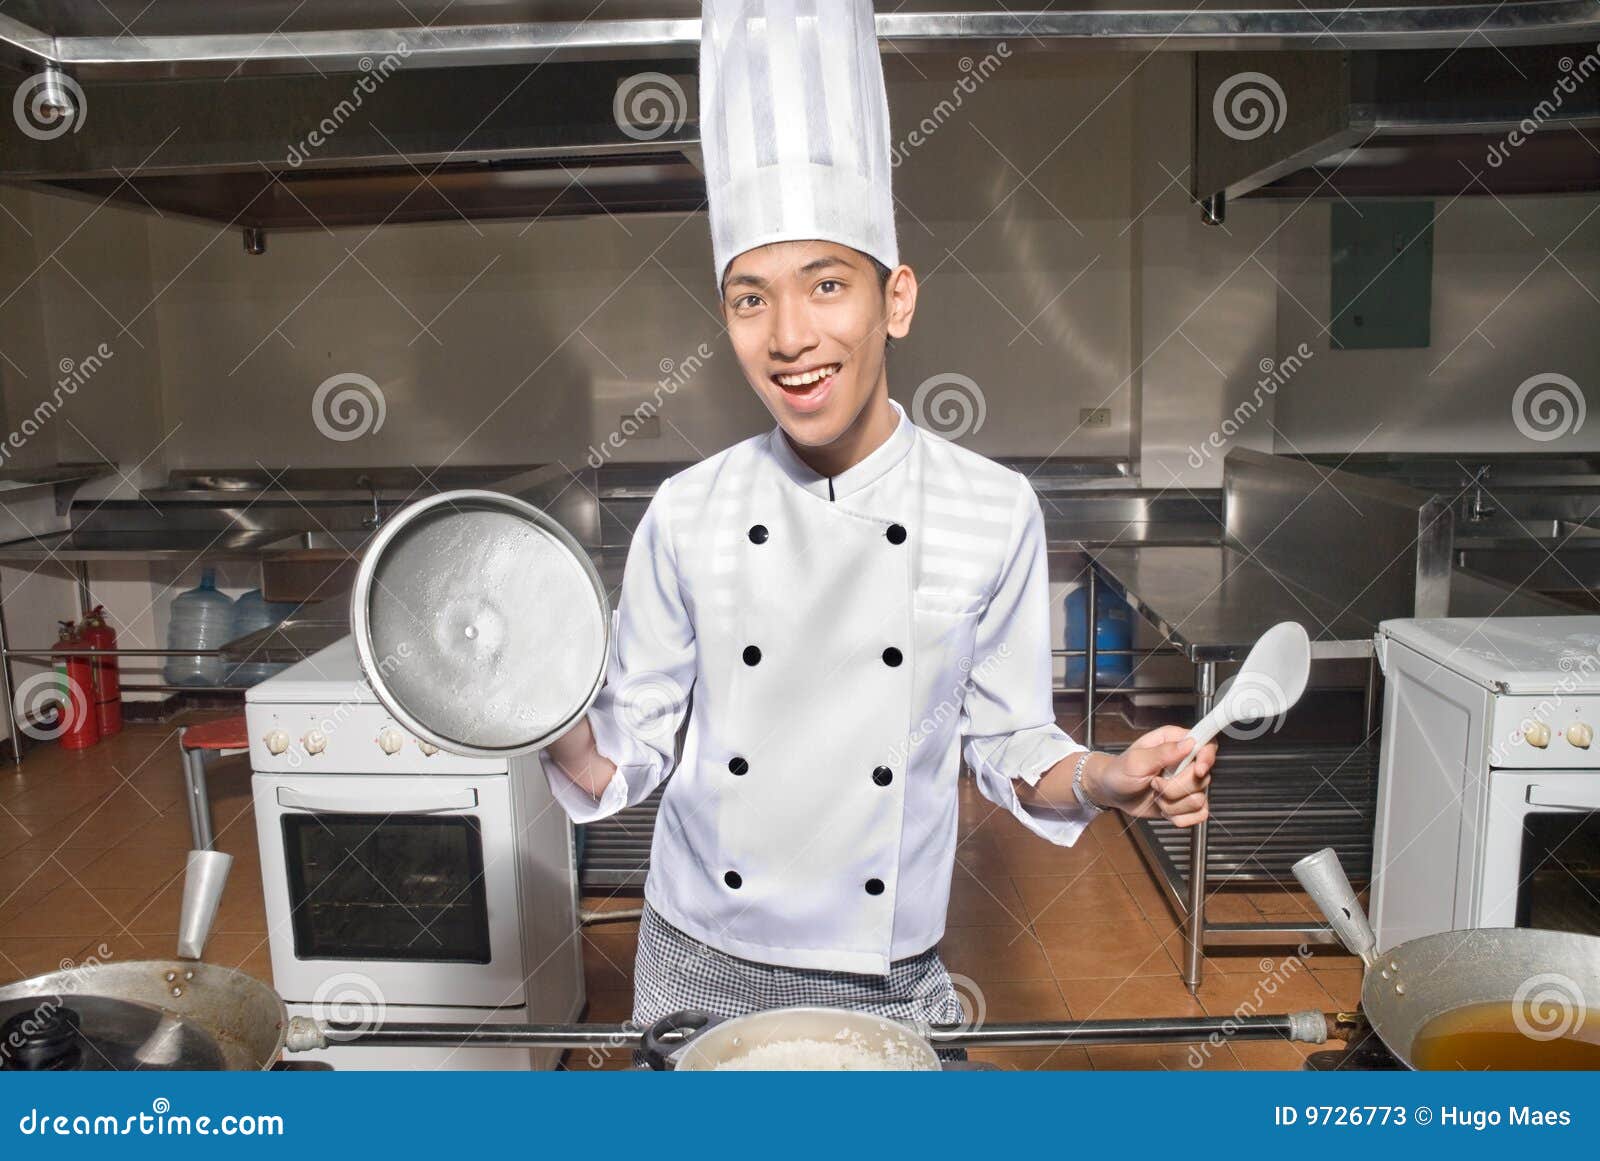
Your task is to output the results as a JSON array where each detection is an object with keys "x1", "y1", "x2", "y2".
[{"x1": 768, "y1": 398, "x2": 916, "y2": 501}]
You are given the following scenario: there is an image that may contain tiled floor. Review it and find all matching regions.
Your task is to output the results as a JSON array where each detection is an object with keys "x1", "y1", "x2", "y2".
[
  {"x1": 0, "y1": 712, "x2": 1363, "y2": 1071},
  {"x1": 0, "y1": 712, "x2": 270, "y2": 990}
]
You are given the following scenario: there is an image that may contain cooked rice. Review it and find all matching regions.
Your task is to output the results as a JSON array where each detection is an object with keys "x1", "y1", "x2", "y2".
[{"x1": 711, "y1": 1028, "x2": 935, "y2": 1071}]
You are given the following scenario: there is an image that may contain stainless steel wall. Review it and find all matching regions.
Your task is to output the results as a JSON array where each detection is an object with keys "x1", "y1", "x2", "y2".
[
  {"x1": 131, "y1": 51, "x2": 1144, "y2": 472},
  {"x1": 1271, "y1": 193, "x2": 1600, "y2": 454}
]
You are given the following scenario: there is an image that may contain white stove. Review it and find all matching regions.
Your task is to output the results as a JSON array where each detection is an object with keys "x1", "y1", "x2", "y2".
[
  {"x1": 245, "y1": 637, "x2": 584, "y2": 1069},
  {"x1": 1373, "y1": 616, "x2": 1600, "y2": 950}
]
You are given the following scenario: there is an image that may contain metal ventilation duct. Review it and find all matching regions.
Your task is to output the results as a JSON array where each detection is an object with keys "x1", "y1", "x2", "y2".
[
  {"x1": 1194, "y1": 42, "x2": 1600, "y2": 217},
  {"x1": 0, "y1": 3, "x2": 1595, "y2": 233}
]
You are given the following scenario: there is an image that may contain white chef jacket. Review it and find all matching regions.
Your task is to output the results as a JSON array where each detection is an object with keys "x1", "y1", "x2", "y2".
[{"x1": 541, "y1": 398, "x2": 1093, "y2": 975}]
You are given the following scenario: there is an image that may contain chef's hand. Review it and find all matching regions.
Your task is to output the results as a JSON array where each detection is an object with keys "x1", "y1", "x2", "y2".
[{"x1": 1090, "y1": 725, "x2": 1217, "y2": 827}]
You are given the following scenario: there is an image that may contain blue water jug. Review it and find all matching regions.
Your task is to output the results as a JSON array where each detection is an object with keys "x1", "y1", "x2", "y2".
[
  {"x1": 226, "y1": 588, "x2": 298, "y2": 686},
  {"x1": 1064, "y1": 581, "x2": 1131, "y2": 688},
  {"x1": 163, "y1": 568, "x2": 236, "y2": 687}
]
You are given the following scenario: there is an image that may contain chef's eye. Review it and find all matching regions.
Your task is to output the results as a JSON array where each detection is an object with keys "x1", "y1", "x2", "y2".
[
  {"x1": 815, "y1": 279, "x2": 843, "y2": 296},
  {"x1": 732, "y1": 293, "x2": 764, "y2": 311}
]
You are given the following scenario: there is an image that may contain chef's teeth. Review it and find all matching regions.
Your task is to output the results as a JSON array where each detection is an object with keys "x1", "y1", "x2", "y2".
[{"x1": 776, "y1": 364, "x2": 840, "y2": 387}]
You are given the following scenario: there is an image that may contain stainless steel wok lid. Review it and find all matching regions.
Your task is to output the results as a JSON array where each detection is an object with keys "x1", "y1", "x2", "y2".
[{"x1": 351, "y1": 489, "x2": 611, "y2": 756}]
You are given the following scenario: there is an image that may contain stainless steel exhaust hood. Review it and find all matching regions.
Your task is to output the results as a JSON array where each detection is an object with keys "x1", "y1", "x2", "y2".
[
  {"x1": 0, "y1": 2, "x2": 1596, "y2": 234},
  {"x1": 1194, "y1": 41, "x2": 1600, "y2": 219}
]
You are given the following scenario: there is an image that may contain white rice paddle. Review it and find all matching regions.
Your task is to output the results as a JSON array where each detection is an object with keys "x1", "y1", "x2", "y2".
[{"x1": 1165, "y1": 620, "x2": 1312, "y2": 779}]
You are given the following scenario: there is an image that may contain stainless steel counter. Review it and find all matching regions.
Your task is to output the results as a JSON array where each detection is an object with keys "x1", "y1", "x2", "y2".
[
  {"x1": 1088, "y1": 545, "x2": 1376, "y2": 664},
  {"x1": 1086, "y1": 544, "x2": 1577, "y2": 664},
  {"x1": 218, "y1": 617, "x2": 351, "y2": 666}
]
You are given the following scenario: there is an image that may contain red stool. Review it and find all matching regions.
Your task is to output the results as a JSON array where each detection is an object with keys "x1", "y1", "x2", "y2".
[{"x1": 178, "y1": 715, "x2": 249, "y2": 850}]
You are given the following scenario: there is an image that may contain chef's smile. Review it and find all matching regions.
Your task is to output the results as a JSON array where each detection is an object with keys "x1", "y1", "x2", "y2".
[{"x1": 771, "y1": 361, "x2": 842, "y2": 413}]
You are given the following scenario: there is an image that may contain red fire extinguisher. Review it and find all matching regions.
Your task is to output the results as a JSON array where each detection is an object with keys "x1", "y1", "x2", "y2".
[
  {"x1": 51, "y1": 621, "x2": 99, "y2": 751},
  {"x1": 80, "y1": 605, "x2": 122, "y2": 737}
]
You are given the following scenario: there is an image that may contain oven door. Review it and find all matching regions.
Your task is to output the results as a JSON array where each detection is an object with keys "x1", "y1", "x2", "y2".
[
  {"x1": 254, "y1": 772, "x2": 527, "y2": 1008},
  {"x1": 1477, "y1": 770, "x2": 1600, "y2": 937}
]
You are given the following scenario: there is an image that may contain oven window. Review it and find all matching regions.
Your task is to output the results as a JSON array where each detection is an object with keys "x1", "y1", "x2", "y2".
[
  {"x1": 1517, "y1": 811, "x2": 1600, "y2": 938},
  {"x1": 282, "y1": 813, "x2": 492, "y2": 963}
]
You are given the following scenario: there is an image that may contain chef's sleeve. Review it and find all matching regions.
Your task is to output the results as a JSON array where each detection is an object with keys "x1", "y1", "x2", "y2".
[
  {"x1": 960, "y1": 478, "x2": 1097, "y2": 846},
  {"x1": 540, "y1": 476, "x2": 695, "y2": 823}
]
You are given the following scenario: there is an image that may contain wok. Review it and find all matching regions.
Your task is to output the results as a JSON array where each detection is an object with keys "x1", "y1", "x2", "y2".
[
  {"x1": 0, "y1": 961, "x2": 285, "y2": 1071},
  {"x1": 0, "y1": 851, "x2": 286, "y2": 1071},
  {"x1": 1294, "y1": 847, "x2": 1600, "y2": 1070}
]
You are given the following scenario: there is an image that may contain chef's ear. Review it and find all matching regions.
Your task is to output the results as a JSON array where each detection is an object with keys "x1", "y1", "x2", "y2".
[{"x1": 882, "y1": 262, "x2": 918, "y2": 342}]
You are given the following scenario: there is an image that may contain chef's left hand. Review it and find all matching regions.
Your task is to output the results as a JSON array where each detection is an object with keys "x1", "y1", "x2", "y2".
[{"x1": 1093, "y1": 725, "x2": 1217, "y2": 826}]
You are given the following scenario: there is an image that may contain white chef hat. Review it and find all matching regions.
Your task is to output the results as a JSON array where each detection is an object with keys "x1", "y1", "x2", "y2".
[{"x1": 700, "y1": 0, "x2": 899, "y2": 293}]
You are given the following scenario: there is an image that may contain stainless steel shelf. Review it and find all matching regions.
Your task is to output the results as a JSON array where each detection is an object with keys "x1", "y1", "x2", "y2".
[
  {"x1": 578, "y1": 788, "x2": 664, "y2": 890},
  {"x1": 1132, "y1": 741, "x2": 1379, "y2": 890}
]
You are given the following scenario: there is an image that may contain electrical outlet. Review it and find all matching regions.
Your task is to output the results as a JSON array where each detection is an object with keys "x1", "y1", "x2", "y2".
[
  {"x1": 1079, "y1": 407, "x2": 1111, "y2": 428},
  {"x1": 625, "y1": 414, "x2": 662, "y2": 439}
]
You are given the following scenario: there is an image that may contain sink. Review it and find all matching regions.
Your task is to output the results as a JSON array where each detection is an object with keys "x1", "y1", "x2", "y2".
[{"x1": 1455, "y1": 516, "x2": 1600, "y2": 542}]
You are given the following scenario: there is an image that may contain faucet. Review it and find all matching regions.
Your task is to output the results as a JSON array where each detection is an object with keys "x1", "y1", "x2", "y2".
[
  {"x1": 356, "y1": 474, "x2": 383, "y2": 529},
  {"x1": 1464, "y1": 464, "x2": 1496, "y2": 523}
]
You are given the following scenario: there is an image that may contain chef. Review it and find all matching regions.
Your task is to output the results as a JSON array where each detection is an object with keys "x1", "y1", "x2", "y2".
[{"x1": 542, "y1": 0, "x2": 1217, "y2": 1045}]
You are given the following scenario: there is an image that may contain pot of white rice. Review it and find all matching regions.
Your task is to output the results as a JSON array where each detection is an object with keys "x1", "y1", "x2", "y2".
[{"x1": 641, "y1": 1007, "x2": 940, "y2": 1071}]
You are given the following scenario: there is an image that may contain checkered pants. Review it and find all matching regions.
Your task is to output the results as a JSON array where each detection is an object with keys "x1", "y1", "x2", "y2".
[{"x1": 631, "y1": 901, "x2": 965, "y2": 1065}]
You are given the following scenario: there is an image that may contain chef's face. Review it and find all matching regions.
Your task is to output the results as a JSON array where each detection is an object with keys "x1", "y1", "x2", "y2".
[{"x1": 721, "y1": 240, "x2": 916, "y2": 448}]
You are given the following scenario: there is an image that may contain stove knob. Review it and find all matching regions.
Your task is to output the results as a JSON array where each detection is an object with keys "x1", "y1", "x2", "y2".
[
  {"x1": 417, "y1": 740, "x2": 439, "y2": 757},
  {"x1": 264, "y1": 729, "x2": 289, "y2": 755},
  {"x1": 303, "y1": 729, "x2": 328, "y2": 755},
  {"x1": 1524, "y1": 721, "x2": 1552, "y2": 749},
  {"x1": 1566, "y1": 722, "x2": 1593, "y2": 749},
  {"x1": 378, "y1": 728, "x2": 404, "y2": 755}
]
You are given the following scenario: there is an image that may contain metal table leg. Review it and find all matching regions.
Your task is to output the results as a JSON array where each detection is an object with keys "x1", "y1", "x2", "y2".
[
  {"x1": 1083, "y1": 563, "x2": 1098, "y2": 749},
  {"x1": 1183, "y1": 660, "x2": 1216, "y2": 994},
  {"x1": 178, "y1": 726, "x2": 216, "y2": 850},
  {"x1": 75, "y1": 562, "x2": 93, "y2": 618}
]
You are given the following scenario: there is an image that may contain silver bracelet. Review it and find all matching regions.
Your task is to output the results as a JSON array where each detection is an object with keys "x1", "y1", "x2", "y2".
[{"x1": 1071, "y1": 750, "x2": 1112, "y2": 814}]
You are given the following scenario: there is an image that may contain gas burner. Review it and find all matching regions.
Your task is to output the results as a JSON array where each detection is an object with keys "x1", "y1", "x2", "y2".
[
  {"x1": 1, "y1": 1001, "x2": 83, "y2": 1071},
  {"x1": 1303, "y1": 1029, "x2": 1404, "y2": 1071}
]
